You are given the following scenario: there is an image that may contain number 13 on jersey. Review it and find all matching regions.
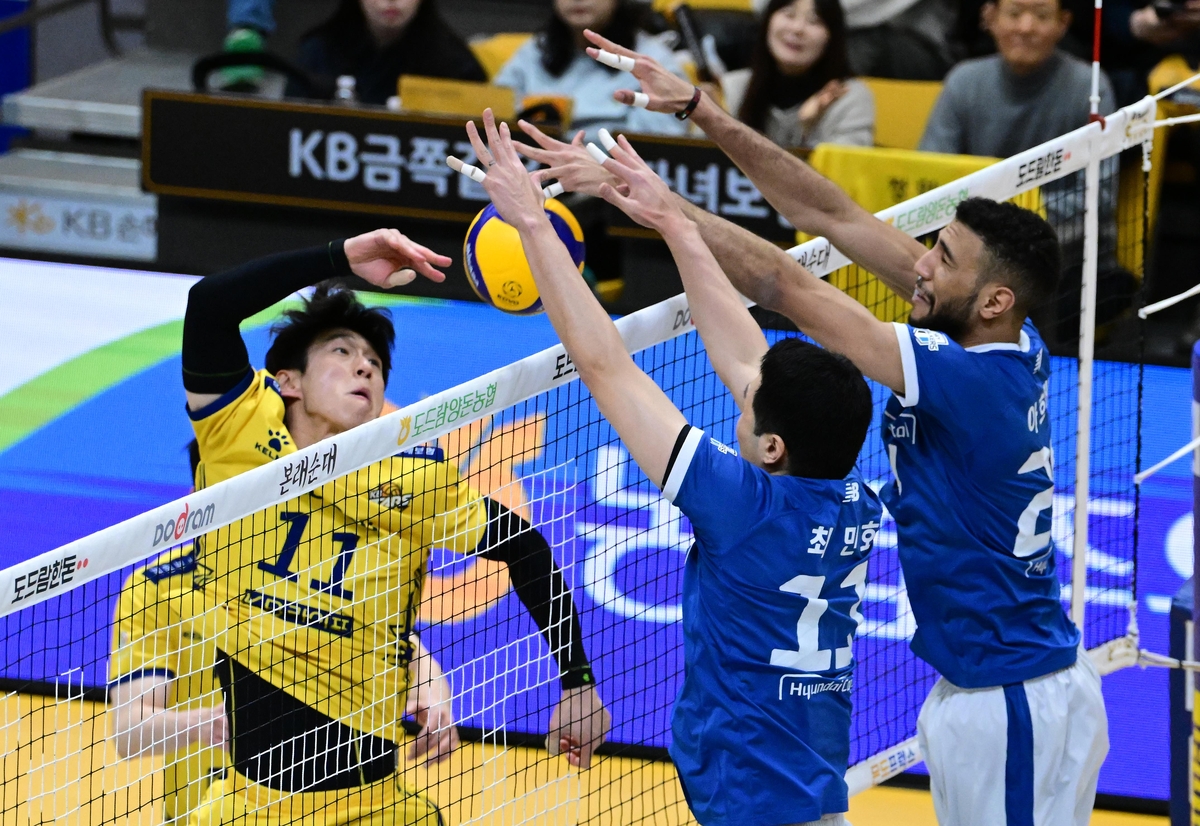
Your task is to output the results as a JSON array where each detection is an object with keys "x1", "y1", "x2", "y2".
[{"x1": 770, "y1": 560, "x2": 869, "y2": 674}]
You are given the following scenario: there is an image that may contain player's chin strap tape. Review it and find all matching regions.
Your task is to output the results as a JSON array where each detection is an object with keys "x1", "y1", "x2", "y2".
[
  {"x1": 477, "y1": 500, "x2": 596, "y2": 691},
  {"x1": 181, "y1": 241, "x2": 355, "y2": 395}
]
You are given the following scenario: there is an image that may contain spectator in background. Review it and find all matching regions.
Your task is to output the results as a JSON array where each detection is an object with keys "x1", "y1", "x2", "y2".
[
  {"x1": 721, "y1": 0, "x2": 874, "y2": 150},
  {"x1": 921, "y1": 0, "x2": 1131, "y2": 346},
  {"x1": 493, "y1": 0, "x2": 689, "y2": 140},
  {"x1": 841, "y1": 0, "x2": 959, "y2": 80},
  {"x1": 286, "y1": 0, "x2": 486, "y2": 104},
  {"x1": 1106, "y1": 0, "x2": 1200, "y2": 104}
]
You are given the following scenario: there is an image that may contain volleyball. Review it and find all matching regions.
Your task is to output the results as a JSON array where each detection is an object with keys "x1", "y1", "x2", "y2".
[{"x1": 463, "y1": 199, "x2": 585, "y2": 315}]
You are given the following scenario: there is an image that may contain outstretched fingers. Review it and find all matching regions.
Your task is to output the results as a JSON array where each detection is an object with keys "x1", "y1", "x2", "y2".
[{"x1": 583, "y1": 28, "x2": 638, "y2": 60}]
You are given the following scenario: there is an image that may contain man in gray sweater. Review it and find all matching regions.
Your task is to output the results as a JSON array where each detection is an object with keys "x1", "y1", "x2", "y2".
[{"x1": 920, "y1": 0, "x2": 1133, "y2": 348}]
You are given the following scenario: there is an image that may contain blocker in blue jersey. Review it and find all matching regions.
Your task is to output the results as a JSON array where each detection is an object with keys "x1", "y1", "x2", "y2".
[
  {"x1": 461, "y1": 110, "x2": 880, "y2": 826},
  {"x1": 550, "y1": 34, "x2": 1110, "y2": 825}
]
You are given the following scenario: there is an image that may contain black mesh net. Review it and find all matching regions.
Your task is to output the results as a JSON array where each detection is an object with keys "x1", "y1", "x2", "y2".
[{"x1": 0, "y1": 157, "x2": 1146, "y2": 826}]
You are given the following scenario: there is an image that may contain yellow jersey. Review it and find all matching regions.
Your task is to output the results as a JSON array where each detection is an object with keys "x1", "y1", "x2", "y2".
[
  {"x1": 190, "y1": 370, "x2": 487, "y2": 744},
  {"x1": 109, "y1": 547, "x2": 224, "y2": 824}
]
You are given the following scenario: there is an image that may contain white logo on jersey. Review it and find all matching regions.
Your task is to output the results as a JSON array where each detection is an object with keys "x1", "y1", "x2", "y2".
[
  {"x1": 843, "y1": 482, "x2": 860, "y2": 502},
  {"x1": 886, "y1": 412, "x2": 917, "y2": 444},
  {"x1": 1034, "y1": 348, "x2": 1044, "y2": 374},
  {"x1": 778, "y1": 674, "x2": 853, "y2": 700},
  {"x1": 709, "y1": 438, "x2": 737, "y2": 456},
  {"x1": 913, "y1": 328, "x2": 949, "y2": 350},
  {"x1": 369, "y1": 483, "x2": 413, "y2": 510}
]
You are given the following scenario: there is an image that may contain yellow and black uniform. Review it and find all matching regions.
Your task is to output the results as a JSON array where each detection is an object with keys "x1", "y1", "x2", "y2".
[
  {"x1": 180, "y1": 242, "x2": 595, "y2": 826},
  {"x1": 109, "y1": 547, "x2": 224, "y2": 824}
]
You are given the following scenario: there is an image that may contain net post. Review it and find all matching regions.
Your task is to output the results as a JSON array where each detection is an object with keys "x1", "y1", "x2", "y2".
[{"x1": 1071, "y1": 144, "x2": 1102, "y2": 631}]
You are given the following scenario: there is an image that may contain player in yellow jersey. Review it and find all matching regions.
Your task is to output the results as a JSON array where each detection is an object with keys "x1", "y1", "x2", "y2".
[
  {"x1": 109, "y1": 539, "x2": 226, "y2": 825},
  {"x1": 109, "y1": 541, "x2": 458, "y2": 825},
  {"x1": 176, "y1": 230, "x2": 609, "y2": 825}
]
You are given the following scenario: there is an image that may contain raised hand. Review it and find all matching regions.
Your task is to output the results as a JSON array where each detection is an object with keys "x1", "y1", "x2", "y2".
[
  {"x1": 592, "y1": 135, "x2": 690, "y2": 237},
  {"x1": 343, "y1": 229, "x2": 451, "y2": 288},
  {"x1": 462, "y1": 109, "x2": 548, "y2": 230},
  {"x1": 547, "y1": 685, "x2": 611, "y2": 770},
  {"x1": 583, "y1": 29, "x2": 697, "y2": 116},
  {"x1": 798, "y1": 80, "x2": 848, "y2": 133},
  {"x1": 514, "y1": 121, "x2": 630, "y2": 199}
]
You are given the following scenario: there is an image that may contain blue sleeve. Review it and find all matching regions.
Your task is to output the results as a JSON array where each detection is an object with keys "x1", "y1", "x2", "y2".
[
  {"x1": 892, "y1": 322, "x2": 998, "y2": 420},
  {"x1": 662, "y1": 427, "x2": 772, "y2": 554}
]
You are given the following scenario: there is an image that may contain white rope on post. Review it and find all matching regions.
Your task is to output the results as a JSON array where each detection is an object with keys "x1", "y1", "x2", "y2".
[
  {"x1": 1134, "y1": 435, "x2": 1200, "y2": 484},
  {"x1": 1153, "y1": 69, "x2": 1200, "y2": 101},
  {"x1": 1139, "y1": 282, "x2": 1200, "y2": 318},
  {"x1": 1154, "y1": 113, "x2": 1200, "y2": 129}
]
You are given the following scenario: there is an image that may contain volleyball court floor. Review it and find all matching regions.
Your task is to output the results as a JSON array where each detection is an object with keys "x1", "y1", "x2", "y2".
[{"x1": 0, "y1": 694, "x2": 1167, "y2": 825}]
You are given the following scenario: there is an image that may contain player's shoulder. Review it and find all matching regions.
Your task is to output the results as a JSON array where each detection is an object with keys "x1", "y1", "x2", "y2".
[{"x1": 188, "y1": 368, "x2": 277, "y2": 423}]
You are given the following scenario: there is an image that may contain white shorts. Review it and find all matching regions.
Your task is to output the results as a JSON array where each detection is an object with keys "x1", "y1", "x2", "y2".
[{"x1": 917, "y1": 652, "x2": 1108, "y2": 826}]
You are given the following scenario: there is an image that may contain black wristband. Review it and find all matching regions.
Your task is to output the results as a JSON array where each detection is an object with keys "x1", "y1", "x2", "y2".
[
  {"x1": 561, "y1": 666, "x2": 596, "y2": 691},
  {"x1": 675, "y1": 86, "x2": 702, "y2": 121},
  {"x1": 328, "y1": 239, "x2": 352, "y2": 278}
]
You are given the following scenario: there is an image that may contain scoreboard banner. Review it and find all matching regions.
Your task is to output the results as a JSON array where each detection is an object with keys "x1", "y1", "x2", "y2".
[{"x1": 140, "y1": 91, "x2": 794, "y2": 241}]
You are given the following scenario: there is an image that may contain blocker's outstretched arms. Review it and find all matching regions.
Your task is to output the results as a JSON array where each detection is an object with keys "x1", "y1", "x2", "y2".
[
  {"x1": 581, "y1": 29, "x2": 926, "y2": 302},
  {"x1": 461, "y1": 110, "x2": 687, "y2": 490}
]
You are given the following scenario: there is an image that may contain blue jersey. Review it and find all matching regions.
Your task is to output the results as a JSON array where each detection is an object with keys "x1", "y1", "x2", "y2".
[
  {"x1": 881, "y1": 321, "x2": 1080, "y2": 689},
  {"x1": 663, "y1": 426, "x2": 882, "y2": 826}
]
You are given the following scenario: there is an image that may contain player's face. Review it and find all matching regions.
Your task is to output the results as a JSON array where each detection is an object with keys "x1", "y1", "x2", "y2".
[
  {"x1": 987, "y1": 0, "x2": 1069, "y2": 75},
  {"x1": 911, "y1": 221, "x2": 985, "y2": 341},
  {"x1": 285, "y1": 330, "x2": 386, "y2": 434},
  {"x1": 767, "y1": 0, "x2": 831, "y2": 76}
]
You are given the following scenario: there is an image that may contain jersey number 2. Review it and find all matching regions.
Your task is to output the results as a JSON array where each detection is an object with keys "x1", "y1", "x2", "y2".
[
  {"x1": 770, "y1": 560, "x2": 868, "y2": 674},
  {"x1": 258, "y1": 511, "x2": 358, "y2": 600}
]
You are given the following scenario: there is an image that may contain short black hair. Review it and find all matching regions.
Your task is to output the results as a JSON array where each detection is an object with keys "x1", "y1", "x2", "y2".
[
  {"x1": 265, "y1": 282, "x2": 396, "y2": 385},
  {"x1": 954, "y1": 197, "x2": 1061, "y2": 313},
  {"x1": 752, "y1": 338, "x2": 873, "y2": 479}
]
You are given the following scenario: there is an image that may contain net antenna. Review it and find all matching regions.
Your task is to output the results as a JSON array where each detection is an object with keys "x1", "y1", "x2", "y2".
[{"x1": 0, "y1": 93, "x2": 1167, "y2": 821}]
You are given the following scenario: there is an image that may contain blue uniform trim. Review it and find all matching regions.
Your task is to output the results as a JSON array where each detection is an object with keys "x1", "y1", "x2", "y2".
[
  {"x1": 107, "y1": 668, "x2": 176, "y2": 691},
  {"x1": 1004, "y1": 683, "x2": 1035, "y2": 826},
  {"x1": 186, "y1": 369, "x2": 255, "y2": 421},
  {"x1": 396, "y1": 444, "x2": 445, "y2": 462},
  {"x1": 141, "y1": 552, "x2": 198, "y2": 584}
]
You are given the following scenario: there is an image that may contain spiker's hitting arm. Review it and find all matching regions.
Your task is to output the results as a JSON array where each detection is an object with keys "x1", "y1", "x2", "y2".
[
  {"x1": 182, "y1": 234, "x2": 450, "y2": 412},
  {"x1": 462, "y1": 111, "x2": 687, "y2": 492}
]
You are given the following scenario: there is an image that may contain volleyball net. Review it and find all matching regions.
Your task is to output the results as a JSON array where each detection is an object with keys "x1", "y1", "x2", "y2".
[{"x1": 0, "y1": 95, "x2": 1157, "y2": 825}]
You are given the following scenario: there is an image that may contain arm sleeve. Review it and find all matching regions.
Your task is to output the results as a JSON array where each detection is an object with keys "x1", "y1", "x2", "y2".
[
  {"x1": 662, "y1": 426, "x2": 772, "y2": 554},
  {"x1": 182, "y1": 241, "x2": 353, "y2": 394},
  {"x1": 476, "y1": 500, "x2": 595, "y2": 690}
]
